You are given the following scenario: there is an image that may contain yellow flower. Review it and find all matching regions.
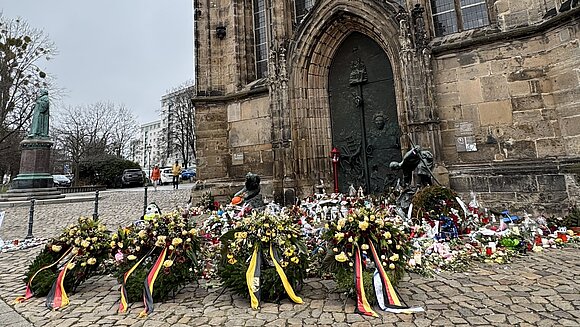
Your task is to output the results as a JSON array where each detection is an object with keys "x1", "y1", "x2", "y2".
[
  {"x1": 80, "y1": 262, "x2": 86, "y2": 267},
  {"x1": 182, "y1": 230, "x2": 188, "y2": 235},
  {"x1": 87, "y1": 258, "x2": 97, "y2": 265},
  {"x1": 163, "y1": 260, "x2": 173, "y2": 268},
  {"x1": 155, "y1": 236, "x2": 167, "y2": 247},
  {"x1": 389, "y1": 263, "x2": 395, "y2": 270},
  {"x1": 359, "y1": 221, "x2": 369, "y2": 231},
  {"x1": 127, "y1": 255, "x2": 137, "y2": 261},
  {"x1": 332, "y1": 247, "x2": 339, "y2": 253},
  {"x1": 138, "y1": 230, "x2": 147, "y2": 239},
  {"x1": 261, "y1": 237, "x2": 270, "y2": 242},
  {"x1": 169, "y1": 245, "x2": 175, "y2": 250},
  {"x1": 361, "y1": 244, "x2": 369, "y2": 250},
  {"x1": 390, "y1": 254, "x2": 399, "y2": 262},
  {"x1": 51, "y1": 245, "x2": 62, "y2": 252},
  {"x1": 281, "y1": 261, "x2": 288, "y2": 268},
  {"x1": 112, "y1": 234, "x2": 118, "y2": 240},
  {"x1": 67, "y1": 262, "x2": 76, "y2": 270},
  {"x1": 369, "y1": 215, "x2": 375, "y2": 221},
  {"x1": 81, "y1": 240, "x2": 90, "y2": 248},
  {"x1": 290, "y1": 256, "x2": 300, "y2": 264},
  {"x1": 334, "y1": 232, "x2": 345, "y2": 241},
  {"x1": 117, "y1": 242, "x2": 124, "y2": 249},
  {"x1": 172, "y1": 238, "x2": 183, "y2": 246},
  {"x1": 335, "y1": 252, "x2": 348, "y2": 262},
  {"x1": 348, "y1": 237, "x2": 354, "y2": 243},
  {"x1": 189, "y1": 228, "x2": 197, "y2": 235},
  {"x1": 228, "y1": 257, "x2": 237, "y2": 264},
  {"x1": 383, "y1": 231, "x2": 391, "y2": 239}
]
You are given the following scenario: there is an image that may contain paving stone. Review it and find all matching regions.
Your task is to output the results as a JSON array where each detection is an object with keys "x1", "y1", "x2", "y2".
[{"x1": 1, "y1": 190, "x2": 580, "y2": 326}]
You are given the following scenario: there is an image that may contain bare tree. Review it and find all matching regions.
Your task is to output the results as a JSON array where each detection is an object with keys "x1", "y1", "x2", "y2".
[
  {"x1": 161, "y1": 81, "x2": 196, "y2": 168},
  {"x1": 0, "y1": 14, "x2": 58, "y2": 147},
  {"x1": 52, "y1": 102, "x2": 138, "y2": 180}
]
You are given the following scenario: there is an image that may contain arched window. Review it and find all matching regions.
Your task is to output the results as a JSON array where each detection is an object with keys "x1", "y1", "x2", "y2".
[
  {"x1": 431, "y1": 0, "x2": 490, "y2": 37},
  {"x1": 253, "y1": 0, "x2": 270, "y2": 79}
]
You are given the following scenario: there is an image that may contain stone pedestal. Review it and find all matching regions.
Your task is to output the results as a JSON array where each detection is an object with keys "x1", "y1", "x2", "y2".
[{"x1": 0, "y1": 138, "x2": 63, "y2": 201}]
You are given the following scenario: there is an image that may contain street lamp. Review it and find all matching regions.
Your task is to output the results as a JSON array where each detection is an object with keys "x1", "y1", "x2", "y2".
[{"x1": 146, "y1": 145, "x2": 152, "y2": 172}]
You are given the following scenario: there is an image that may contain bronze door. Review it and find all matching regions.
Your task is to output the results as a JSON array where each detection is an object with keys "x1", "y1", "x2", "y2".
[{"x1": 328, "y1": 32, "x2": 402, "y2": 194}]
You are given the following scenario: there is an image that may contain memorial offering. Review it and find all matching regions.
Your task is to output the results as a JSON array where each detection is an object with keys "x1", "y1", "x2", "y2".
[
  {"x1": 218, "y1": 209, "x2": 307, "y2": 308},
  {"x1": 17, "y1": 217, "x2": 111, "y2": 310}
]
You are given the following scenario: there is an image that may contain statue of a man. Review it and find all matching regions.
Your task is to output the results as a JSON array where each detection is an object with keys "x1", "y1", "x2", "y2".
[
  {"x1": 389, "y1": 145, "x2": 434, "y2": 186},
  {"x1": 28, "y1": 89, "x2": 50, "y2": 138}
]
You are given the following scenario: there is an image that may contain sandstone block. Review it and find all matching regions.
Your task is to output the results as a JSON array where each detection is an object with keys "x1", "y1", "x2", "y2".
[{"x1": 478, "y1": 100, "x2": 512, "y2": 126}]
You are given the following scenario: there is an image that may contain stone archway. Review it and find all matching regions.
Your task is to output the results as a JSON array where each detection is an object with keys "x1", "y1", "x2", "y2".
[{"x1": 285, "y1": 2, "x2": 406, "y2": 194}]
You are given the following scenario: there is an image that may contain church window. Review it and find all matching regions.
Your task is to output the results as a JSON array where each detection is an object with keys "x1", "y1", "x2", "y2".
[
  {"x1": 294, "y1": 0, "x2": 315, "y2": 24},
  {"x1": 253, "y1": 0, "x2": 269, "y2": 79},
  {"x1": 431, "y1": 0, "x2": 489, "y2": 37}
]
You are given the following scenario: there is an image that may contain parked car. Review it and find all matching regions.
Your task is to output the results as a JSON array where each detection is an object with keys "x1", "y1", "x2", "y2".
[
  {"x1": 121, "y1": 169, "x2": 144, "y2": 187},
  {"x1": 160, "y1": 167, "x2": 174, "y2": 185},
  {"x1": 52, "y1": 174, "x2": 72, "y2": 187},
  {"x1": 181, "y1": 168, "x2": 196, "y2": 181}
]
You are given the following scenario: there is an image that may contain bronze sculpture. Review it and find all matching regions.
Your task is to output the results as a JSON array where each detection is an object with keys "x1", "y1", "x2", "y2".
[{"x1": 28, "y1": 89, "x2": 50, "y2": 138}]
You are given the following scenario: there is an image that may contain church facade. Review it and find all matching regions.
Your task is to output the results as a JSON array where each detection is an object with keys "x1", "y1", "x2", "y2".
[{"x1": 191, "y1": 0, "x2": 580, "y2": 213}]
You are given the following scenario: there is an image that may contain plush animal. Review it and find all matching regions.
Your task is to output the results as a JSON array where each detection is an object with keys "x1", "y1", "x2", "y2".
[{"x1": 143, "y1": 202, "x2": 162, "y2": 221}]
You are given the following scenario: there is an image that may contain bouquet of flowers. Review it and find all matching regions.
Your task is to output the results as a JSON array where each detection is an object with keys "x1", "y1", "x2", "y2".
[
  {"x1": 18, "y1": 217, "x2": 111, "y2": 310},
  {"x1": 218, "y1": 210, "x2": 307, "y2": 308},
  {"x1": 322, "y1": 205, "x2": 419, "y2": 316},
  {"x1": 110, "y1": 210, "x2": 201, "y2": 315},
  {"x1": 198, "y1": 211, "x2": 238, "y2": 282}
]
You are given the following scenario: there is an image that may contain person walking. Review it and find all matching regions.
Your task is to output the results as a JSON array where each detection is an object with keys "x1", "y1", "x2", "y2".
[
  {"x1": 172, "y1": 160, "x2": 182, "y2": 189},
  {"x1": 151, "y1": 165, "x2": 161, "y2": 191}
]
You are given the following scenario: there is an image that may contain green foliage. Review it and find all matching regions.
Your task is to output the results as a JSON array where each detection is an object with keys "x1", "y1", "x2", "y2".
[
  {"x1": 24, "y1": 243, "x2": 72, "y2": 296},
  {"x1": 563, "y1": 206, "x2": 580, "y2": 227},
  {"x1": 411, "y1": 186, "x2": 460, "y2": 222},
  {"x1": 78, "y1": 154, "x2": 140, "y2": 187}
]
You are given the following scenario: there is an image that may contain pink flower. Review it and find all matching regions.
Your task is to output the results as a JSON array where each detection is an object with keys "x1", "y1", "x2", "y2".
[{"x1": 115, "y1": 250, "x2": 124, "y2": 262}]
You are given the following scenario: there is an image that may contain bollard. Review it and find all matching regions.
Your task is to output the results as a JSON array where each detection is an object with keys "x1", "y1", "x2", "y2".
[
  {"x1": 93, "y1": 190, "x2": 99, "y2": 220},
  {"x1": 143, "y1": 185, "x2": 148, "y2": 215},
  {"x1": 26, "y1": 199, "x2": 35, "y2": 239}
]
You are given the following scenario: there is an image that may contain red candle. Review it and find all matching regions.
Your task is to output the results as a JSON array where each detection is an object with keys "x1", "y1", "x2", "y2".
[{"x1": 485, "y1": 247, "x2": 492, "y2": 256}]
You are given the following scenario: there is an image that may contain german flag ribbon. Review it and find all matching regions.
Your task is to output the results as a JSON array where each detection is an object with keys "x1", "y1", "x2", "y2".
[
  {"x1": 353, "y1": 244, "x2": 378, "y2": 317},
  {"x1": 14, "y1": 247, "x2": 72, "y2": 304},
  {"x1": 119, "y1": 248, "x2": 155, "y2": 314},
  {"x1": 46, "y1": 255, "x2": 77, "y2": 310},
  {"x1": 246, "y1": 244, "x2": 262, "y2": 309},
  {"x1": 269, "y1": 243, "x2": 303, "y2": 305},
  {"x1": 139, "y1": 246, "x2": 168, "y2": 318},
  {"x1": 368, "y1": 241, "x2": 423, "y2": 314}
]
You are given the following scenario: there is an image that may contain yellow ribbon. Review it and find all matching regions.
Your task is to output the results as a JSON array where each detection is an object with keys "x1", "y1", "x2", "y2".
[
  {"x1": 246, "y1": 245, "x2": 260, "y2": 309},
  {"x1": 269, "y1": 243, "x2": 302, "y2": 304}
]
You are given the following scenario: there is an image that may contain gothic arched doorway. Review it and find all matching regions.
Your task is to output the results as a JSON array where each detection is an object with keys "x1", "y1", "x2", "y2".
[{"x1": 329, "y1": 32, "x2": 402, "y2": 194}]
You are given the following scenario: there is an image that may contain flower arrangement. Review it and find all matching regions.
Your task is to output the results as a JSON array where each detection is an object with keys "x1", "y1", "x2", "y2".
[
  {"x1": 218, "y1": 210, "x2": 307, "y2": 308},
  {"x1": 412, "y1": 186, "x2": 464, "y2": 234},
  {"x1": 322, "y1": 204, "x2": 416, "y2": 316},
  {"x1": 18, "y1": 217, "x2": 111, "y2": 309},
  {"x1": 110, "y1": 210, "x2": 201, "y2": 315},
  {"x1": 198, "y1": 211, "x2": 238, "y2": 282}
]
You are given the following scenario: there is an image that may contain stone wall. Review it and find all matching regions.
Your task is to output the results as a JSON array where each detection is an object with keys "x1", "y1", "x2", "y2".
[
  {"x1": 227, "y1": 95, "x2": 274, "y2": 178},
  {"x1": 194, "y1": 104, "x2": 229, "y2": 180},
  {"x1": 433, "y1": 9, "x2": 580, "y2": 213}
]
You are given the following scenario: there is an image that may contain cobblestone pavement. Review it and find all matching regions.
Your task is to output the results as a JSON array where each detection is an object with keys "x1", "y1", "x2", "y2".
[{"x1": 1, "y1": 189, "x2": 580, "y2": 326}]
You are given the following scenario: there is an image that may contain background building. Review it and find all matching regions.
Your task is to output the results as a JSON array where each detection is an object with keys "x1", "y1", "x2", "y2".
[
  {"x1": 190, "y1": 0, "x2": 580, "y2": 212},
  {"x1": 140, "y1": 120, "x2": 162, "y2": 171}
]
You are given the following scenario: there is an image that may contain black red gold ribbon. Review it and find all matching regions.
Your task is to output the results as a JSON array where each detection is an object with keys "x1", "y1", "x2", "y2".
[
  {"x1": 353, "y1": 244, "x2": 378, "y2": 317},
  {"x1": 14, "y1": 247, "x2": 72, "y2": 304},
  {"x1": 368, "y1": 241, "x2": 423, "y2": 313},
  {"x1": 139, "y1": 247, "x2": 168, "y2": 318},
  {"x1": 46, "y1": 255, "x2": 76, "y2": 310},
  {"x1": 118, "y1": 248, "x2": 155, "y2": 314}
]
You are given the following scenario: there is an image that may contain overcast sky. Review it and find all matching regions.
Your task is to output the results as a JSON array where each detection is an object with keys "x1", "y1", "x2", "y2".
[{"x1": 1, "y1": 0, "x2": 194, "y2": 125}]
